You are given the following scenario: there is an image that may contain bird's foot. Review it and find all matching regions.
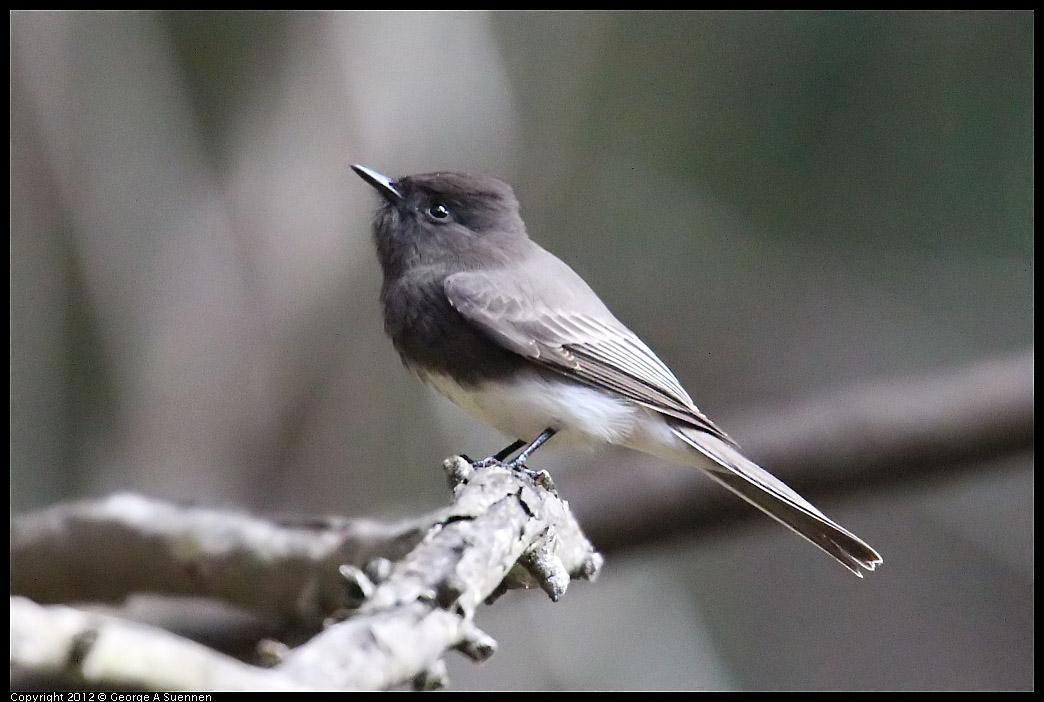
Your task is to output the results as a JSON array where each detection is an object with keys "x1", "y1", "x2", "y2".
[
  {"x1": 504, "y1": 457, "x2": 558, "y2": 493},
  {"x1": 506, "y1": 457, "x2": 540, "y2": 477},
  {"x1": 463, "y1": 453, "x2": 534, "y2": 474},
  {"x1": 461, "y1": 454, "x2": 557, "y2": 493},
  {"x1": 462, "y1": 454, "x2": 506, "y2": 469}
]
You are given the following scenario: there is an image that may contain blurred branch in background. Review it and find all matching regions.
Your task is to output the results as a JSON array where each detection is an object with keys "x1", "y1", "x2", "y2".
[{"x1": 566, "y1": 350, "x2": 1033, "y2": 552}]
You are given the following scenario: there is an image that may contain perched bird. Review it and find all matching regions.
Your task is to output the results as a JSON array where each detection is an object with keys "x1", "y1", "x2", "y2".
[{"x1": 353, "y1": 164, "x2": 882, "y2": 576}]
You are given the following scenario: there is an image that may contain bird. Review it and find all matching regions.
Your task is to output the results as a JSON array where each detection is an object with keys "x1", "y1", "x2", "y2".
[{"x1": 352, "y1": 164, "x2": 882, "y2": 577}]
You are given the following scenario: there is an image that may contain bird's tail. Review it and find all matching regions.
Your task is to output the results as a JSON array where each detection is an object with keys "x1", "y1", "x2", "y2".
[{"x1": 671, "y1": 424, "x2": 882, "y2": 577}]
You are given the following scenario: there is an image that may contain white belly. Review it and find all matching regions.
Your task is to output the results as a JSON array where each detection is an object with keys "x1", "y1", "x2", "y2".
[
  {"x1": 421, "y1": 372, "x2": 643, "y2": 445},
  {"x1": 417, "y1": 371, "x2": 710, "y2": 471}
]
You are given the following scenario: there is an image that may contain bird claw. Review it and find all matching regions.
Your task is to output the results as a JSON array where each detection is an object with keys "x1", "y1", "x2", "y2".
[
  {"x1": 506, "y1": 459, "x2": 539, "y2": 477},
  {"x1": 467, "y1": 454, "x2": 536, "y2": 476},
  {"x1": 465, "y1": 455, "x2": 506, "y2": 469},
  {"x1": 463, "y1": 455, "x2": 555, "y2": 493}
]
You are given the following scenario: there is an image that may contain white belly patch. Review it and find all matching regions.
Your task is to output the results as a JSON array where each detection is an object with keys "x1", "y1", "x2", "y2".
[{"x1": 420, "y1": 372, "x2": 641, "y2": 445}]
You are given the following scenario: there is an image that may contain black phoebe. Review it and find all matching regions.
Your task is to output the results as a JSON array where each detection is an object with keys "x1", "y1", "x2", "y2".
[{"x1": 353, "y1": 164, "x2": 882, "y2": 577}]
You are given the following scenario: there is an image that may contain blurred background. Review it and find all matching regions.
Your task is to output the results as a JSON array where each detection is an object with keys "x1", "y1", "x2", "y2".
[{"x1": 11, "y1": 10, "x2": 1032, "y2": 691}]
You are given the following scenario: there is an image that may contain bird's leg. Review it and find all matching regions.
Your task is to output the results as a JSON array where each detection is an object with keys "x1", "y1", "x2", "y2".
[
  {"x1": 506, "y1": 428, "x2": 557, "y2": 470},
  {"x1": 465, "y1": 429, "x2": 557, "y2": 473},
  {"x1": 464, "y1": 429, "x2": 559, "y2": 492},
  {"x1": 464, "y1": 439, "x2": 526, "y2": 469},
  {"x1": 494, "y1": 439, "x2": 527, "y2": 462}
]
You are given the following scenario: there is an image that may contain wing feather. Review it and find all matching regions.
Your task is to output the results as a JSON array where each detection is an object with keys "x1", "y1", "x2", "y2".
[{"x1": 444, "y1": 270, "x2": 734, "y2": 443}]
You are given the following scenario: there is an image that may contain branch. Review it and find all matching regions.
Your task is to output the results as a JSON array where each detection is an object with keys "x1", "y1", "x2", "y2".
[
  {"x1": 567, "y1": 350, "x2": 1034, "y2": 551},
  {"x1": 276, "y1": 459, "x2": 601, "y2": 690},
  {"x1": 10, "y1": 596, "x2": 310, "y2": 691},
  {"x1": 13, "y1": 352, "x2": 1029, "y2": 614},
  {"x1": 11, "y1": 493, "x2": 432, "y2": 627},
  {"x1": 11, "y1": 459, "x2": 602, "y2": 691},
  {"x1": 11, "y1": 352, "x2": 1030, "y2": 688}
]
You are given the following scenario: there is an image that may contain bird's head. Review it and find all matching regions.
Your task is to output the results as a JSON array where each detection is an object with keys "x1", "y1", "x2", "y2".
[{"x1": 353, "y1": 165, "x2": 528, "y2": 278}]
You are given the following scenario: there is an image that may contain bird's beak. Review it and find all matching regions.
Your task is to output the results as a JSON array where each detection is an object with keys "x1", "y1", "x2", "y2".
[{"x1": 352, "y1": 164, "x2": 404, "y2": 205}]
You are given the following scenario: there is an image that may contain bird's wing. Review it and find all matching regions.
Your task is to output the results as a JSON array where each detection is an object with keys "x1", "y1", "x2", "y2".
[{"x1": 444, "y1": 269, "x2": 734, "y2": 444}]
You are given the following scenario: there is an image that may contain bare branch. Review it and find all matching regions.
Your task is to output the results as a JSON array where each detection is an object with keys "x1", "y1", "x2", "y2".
[
  {"x1": 274, "y1": 457, "x2": 600, "y2": 690},
  {"x1": 10, "y1": 596, "x2": 311, "y2": 691},
  {"x1": 10, "y1": 352, "x2": 1030, "y2": 688},
  {"x1": 11, "y1": 460, "x2": 601, "y2": 690},
  {"x1": 11, "y1": 493, "x2": 432, "y2": 627},
  {"x1": 12, "y1": 460, "x2": 599, "y2": 636}
]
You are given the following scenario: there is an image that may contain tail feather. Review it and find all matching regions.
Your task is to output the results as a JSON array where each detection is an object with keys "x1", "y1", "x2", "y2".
[{"x1": 672, "y1": 425, "x2": 882, "y2": 577}]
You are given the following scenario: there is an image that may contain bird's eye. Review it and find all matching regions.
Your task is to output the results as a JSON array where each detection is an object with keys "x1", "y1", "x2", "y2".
[{"x1": 427, "y1": 203, "x2": 451, "y2": 221}]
